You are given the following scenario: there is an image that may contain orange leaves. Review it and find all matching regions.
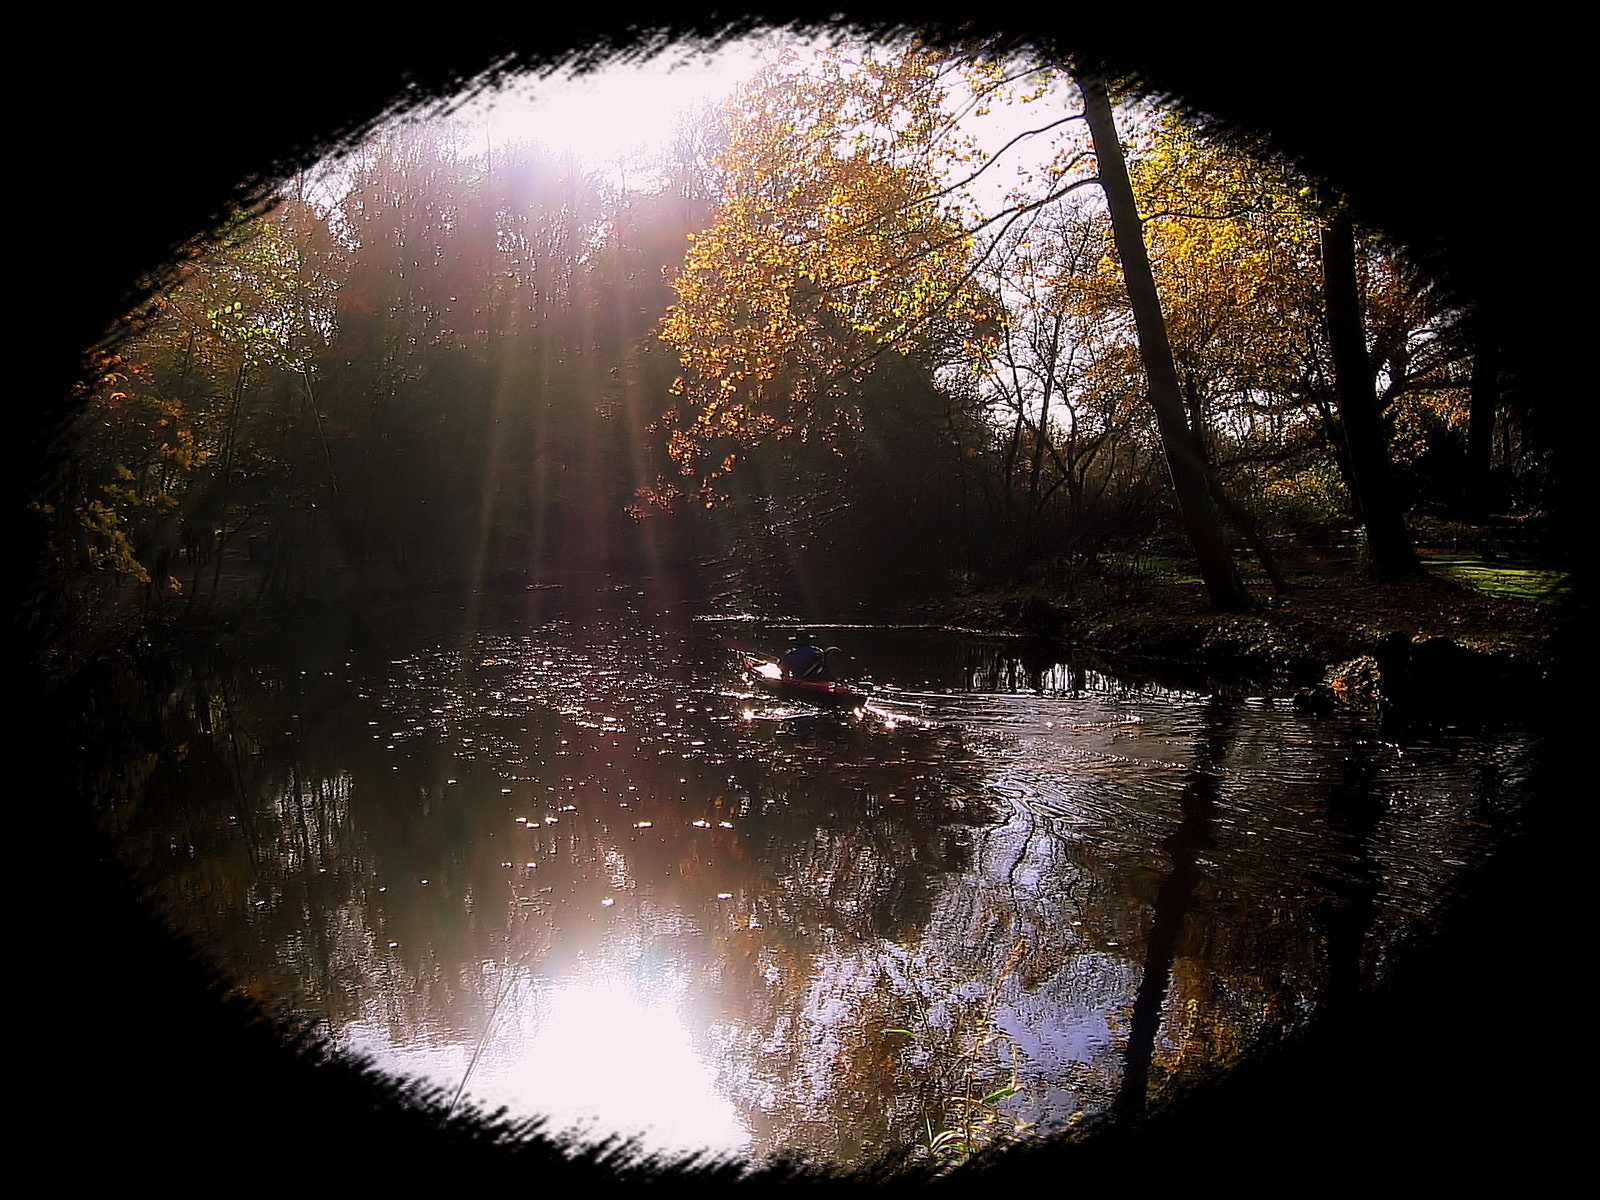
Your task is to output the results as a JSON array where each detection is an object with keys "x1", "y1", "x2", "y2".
[{"x1": 657, "y1": 42, "x2": 1000, "y2": 502}]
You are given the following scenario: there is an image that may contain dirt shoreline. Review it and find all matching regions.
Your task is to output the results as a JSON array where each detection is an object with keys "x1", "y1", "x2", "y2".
[{"x1": 931, "y1": 558, "x2": 1569, "y2": 711}]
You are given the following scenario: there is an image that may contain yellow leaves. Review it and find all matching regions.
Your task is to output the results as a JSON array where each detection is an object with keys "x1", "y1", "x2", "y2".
[
  {"x1": 663, "y1": 41, "x2": 993, "y2": 421},
  {"x1": 1079, "y1": 110, "x2": 1331, "y2": 414},
  {"x1": 656, "y1": 40, "x2": 1081, "y2": 502},
  {"x1": 1389, "y1": 388, "x2": 1470, "y2": 466},
  {"x1": 162, "y1": 429, "x2": 210, "y2": 472},
  {"x1": 1129, "y1": 114, "x2": 1321, "y2": 318},
  {"x1": 103, "y1": 483, "x2": 141, "y2": 507},
  {"x1": 77, "y1": 501, "x2": 149, "y2": 582}
]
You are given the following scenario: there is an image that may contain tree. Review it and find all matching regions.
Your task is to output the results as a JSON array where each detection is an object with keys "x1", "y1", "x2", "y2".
[
  {"x1": 29, "y1": 206, "x2": 333, "y2": 664},
  {"x1": 1077, "y1": 74, "x2": 1253, "y2": 610},
  {"x1": 1463, "y1": 319, "x2": 1500, "y2": 517},
  {"x1": 656, "y1": 48, "x2": 1312, "y2": 608},
  {"x1": 1317, "y1": 193, "x2": 1419, "y2": 580},
  {"x1": 968, "y1": 201, "x2": 1156, "y2": 566},
  {"x1": 1097, "y1": 112, "x2": 1470, "y2": 556},
  {"x1": 1125, "y1": 115, "x2": 1326, "y2": 483},
  {"x1": 655, "y1": 44, "x2": 1001, "y2": 509}
]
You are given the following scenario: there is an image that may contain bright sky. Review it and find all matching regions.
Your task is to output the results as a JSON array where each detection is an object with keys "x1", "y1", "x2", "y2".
[
  {"x1": 448, "y1": 34, "x2": 810, "y2": 178},
  {"x1": 438, "y1": 32, "x2": 1086, "y2": 204},
  {"x1": 310, "y1": 29, "x2": 1098, "y2": 246}
]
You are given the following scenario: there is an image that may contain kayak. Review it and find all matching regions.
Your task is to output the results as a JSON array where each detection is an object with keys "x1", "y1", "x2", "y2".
[{"x1": 742, "y1": 655, "x2": 869, "y2": 709}]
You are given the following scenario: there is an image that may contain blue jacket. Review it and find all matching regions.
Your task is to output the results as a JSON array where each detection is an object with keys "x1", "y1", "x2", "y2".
[{"x1": 778, "y1": 645, "x2": 838, "y2": 681}]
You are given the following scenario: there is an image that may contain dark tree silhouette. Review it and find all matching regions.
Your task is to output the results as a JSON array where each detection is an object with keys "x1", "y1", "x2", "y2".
[{"x1": 1079, "y1": 73, "x2": 1252, "y2": 611}]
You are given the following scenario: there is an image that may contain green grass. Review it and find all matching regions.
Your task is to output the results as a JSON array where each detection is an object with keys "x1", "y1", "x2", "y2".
[
  {"x1": 1100, "y1": 554, "x2": 1201, "y2": 585},
  {"x1": 1423, "y1": 556, "x2": 1574, "y2": 605},
  {"x1": 1084, "y1": 549, "x2": 1573, "y2": 607}
]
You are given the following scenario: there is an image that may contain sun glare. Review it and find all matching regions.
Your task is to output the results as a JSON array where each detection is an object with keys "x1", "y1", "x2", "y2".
[
  {"x1": 342, "y1": 964, "x2": 749, "y2": 1159},
  {"x1": 456, "y1": 36, "x2": 810, "y2": 177}
]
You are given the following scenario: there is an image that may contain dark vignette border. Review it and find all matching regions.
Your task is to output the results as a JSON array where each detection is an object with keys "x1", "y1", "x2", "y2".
[{"x1": 16, "y1": 8, "x2": 1579, "y2": 1190}]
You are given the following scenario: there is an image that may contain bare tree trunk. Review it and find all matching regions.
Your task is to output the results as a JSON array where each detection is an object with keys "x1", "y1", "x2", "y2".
[
  {"x1": 210, "y1": 361, "x2": 248, "y2": 604},
  {"x1": 1079, "y1": 74, "x2": 1252, "y2": 611},
  {"x1": 1464, "y1": 321, "x2": 1499, "y2": 518},
  {"x1": 1317, "y1": 197, "x2": 1418, "y2": 580},
  {"x1": 1202, "y1": 462, "x2": 1293, "y2": 595}
]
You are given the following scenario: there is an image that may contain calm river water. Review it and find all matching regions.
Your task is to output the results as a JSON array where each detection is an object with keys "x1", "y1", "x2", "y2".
[{"x1": 108, "y1": 586, "x2": 1534, "y2": 1168}]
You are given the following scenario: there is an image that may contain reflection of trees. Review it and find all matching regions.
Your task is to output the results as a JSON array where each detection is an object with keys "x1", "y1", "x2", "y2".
[
  {"x1": 1116, "y1": 696, "x2": 1227, "y2": 1119},
  {"x1": 1099, "y1": 710, "x2": 1532, "y2": 1119},
  {"x1": 1316, "y1": 736, "x2": 1384, "y2": 1015},
  {"x1": 108, "y1": 629, "x2": 1534, "y2": 1167},
  {"x1": 114, "y1": 630, "x2": 1004, "y2": 1080},
  {"x1": 1104, "y1": 703, "x2": 1359, "y2": 1113}
]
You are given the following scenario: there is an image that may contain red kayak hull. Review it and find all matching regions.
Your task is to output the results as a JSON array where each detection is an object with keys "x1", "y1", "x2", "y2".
[{"x1": 744, "y1": 657, "x2": 868, "y2": 709}]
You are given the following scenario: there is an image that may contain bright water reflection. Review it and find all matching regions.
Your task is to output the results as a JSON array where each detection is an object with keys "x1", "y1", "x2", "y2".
[
  {"x1": 344, "y1": 965, "x2": 750, "y2": 1156},
  {"x1": 113, "y1": 610, "x2": 1533, "y2": 1168}
]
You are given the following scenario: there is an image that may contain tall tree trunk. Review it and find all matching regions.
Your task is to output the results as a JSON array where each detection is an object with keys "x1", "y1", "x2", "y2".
[
  {"x1": 209, "y1": 360, "x2": 248, "y2": 605},
  {"x1": 1464, "y1": 321, "x2": 1499, "y2": 518},
  {"x1": 1079, "y1": 75, "x2": 1252, "y2": 611},
  {"x1": 1317, "y1": 196, "x2": 1418, "y2": 580},
  {"x1": 1204, "y1": 463, "x2": 1293, "y2": 595}
]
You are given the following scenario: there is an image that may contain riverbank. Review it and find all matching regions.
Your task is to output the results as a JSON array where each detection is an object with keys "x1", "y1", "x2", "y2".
[{"x1": 933, "y1": 541, "x2": 1573, "y2": 710}]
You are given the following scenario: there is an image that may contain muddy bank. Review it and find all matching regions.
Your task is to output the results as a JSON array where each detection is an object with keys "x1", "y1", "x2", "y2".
[{"x1": 933, "y1": 564, "x2": 1569, "y2": 717}]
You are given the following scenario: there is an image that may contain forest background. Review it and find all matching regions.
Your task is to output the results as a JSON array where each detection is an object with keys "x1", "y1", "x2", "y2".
[{"x1": 24, "y1": 38, "x2": 1553, "y2": 667}]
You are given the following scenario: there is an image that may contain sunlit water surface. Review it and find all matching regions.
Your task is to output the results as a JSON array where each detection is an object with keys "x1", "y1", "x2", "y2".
[{"x1": 114, "y1": 603, "x2": 1533, "y2": 1167}]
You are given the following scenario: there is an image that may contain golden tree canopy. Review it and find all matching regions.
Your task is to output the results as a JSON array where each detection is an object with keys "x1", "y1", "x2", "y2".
[{"x1": 655, "y1": 43, "x2": 1008, "y2": 503}]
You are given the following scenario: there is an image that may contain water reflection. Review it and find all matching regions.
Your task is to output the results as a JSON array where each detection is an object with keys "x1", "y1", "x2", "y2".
[
  {"x1": 346, "y1": 959, "x2": 750, "y2": 1156},
  {"x1": 108, "y1": 612, "x2": 1533, "y2": 1168}
]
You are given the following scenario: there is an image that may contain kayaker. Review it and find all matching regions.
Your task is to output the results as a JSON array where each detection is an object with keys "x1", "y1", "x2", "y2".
[{"x1": 778, "y1": 644, "x2": 842, "y2": 682}]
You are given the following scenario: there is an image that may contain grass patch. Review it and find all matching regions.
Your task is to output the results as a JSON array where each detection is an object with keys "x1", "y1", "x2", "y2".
[
  {"x1": 1101, "y1": 554, "x2": 1201, "y2": 586},
  {"x1": 1423, "y1": 557, "x2": 1574, "y2": 605}
]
